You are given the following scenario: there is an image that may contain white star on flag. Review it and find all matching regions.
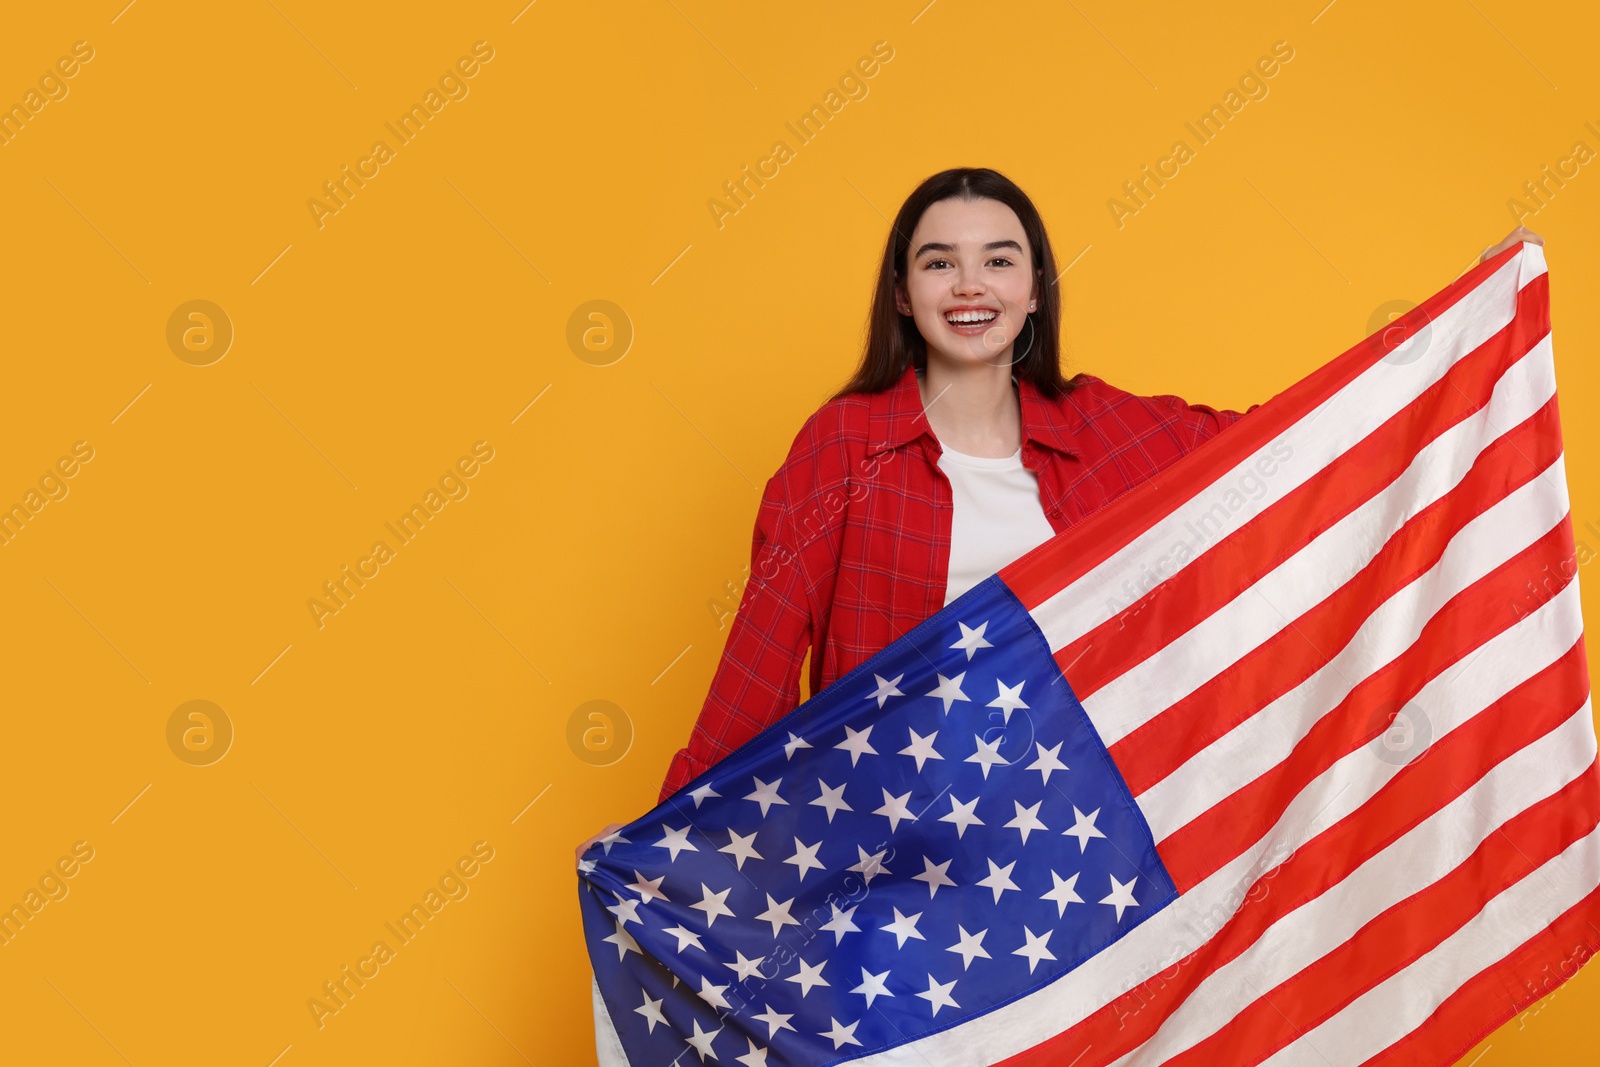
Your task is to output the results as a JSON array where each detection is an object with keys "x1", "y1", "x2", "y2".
[
  {"x1": 782, "y1": 731, "x2": 812, "y2": 759},
  {"x1": 1012, "y1": 926, "x2": 1057, "y2": 973},
  {"x1": 690, "y1": 884, "x2": 735, "y2": 927},
  {"x1": 724, "y1": 950, "x2": 766, "y2": 981},
  {"x1": 976, "y1": 857, "x2": 1021, "y2": 903},
  {"x1": 750, "y1": 1003, "x2": 796, "y2": 1039},
  {"x1": 873, "y1": 787, "x2": 918, "y2": 832},
  {"x1": 966, "y1": 733, "x2": 1008, "y2": 779},
  {"x1": 633, "y1": 991, "x2": 666, "y2": 1034},
  {"x1": 850, "y1": 967, "x2": 894, "y2": 1009},
  {"x1": 913, "y1": 855, "x2": 956, "y2": 898},
  {"x1": 719, "y1": 828, "x2": 763, "y2": 870},
  {"x1": 926, "y1": 671, "x2": 971, "y2": 713},
  {"x1": 916, "y1": 974, "x2": 961, "y2": 1016},
  {"x1": 946, "y1": 925, "x2": 991, "y2": 969},
  {"x1": 697, "y1": 975, "x2": 731, "y2": 1010},
  {"x1": 939, "y1": 794, "x2": 985, "y2": 838},
  {"x1": 986, "y1": 678, "x2": 1028, "y2": 723},
  {"x1": 743, "y1": 775, "x2": 789, "y2": 817},
  {"x1": 684, "y1": 1019, "x2": 720, "y2": 1062},
  {"x1": 784, "y1": 837, "x2": 826, "y2": 881},
  {"x1": 950, "y1": 620, "x2": 994, "y2": 659},
  {"x1": 686, "y1": 783, "x2": 719, "y2": 809},
  {"x1": 847, "y1": 845, "x2": 892, "y2": 885},
  {"x1": 820, "y1": 904, "x2": 861, "y2": 943},
  {"x1": 1042, "y1": 870, "x2": 1084, "y2": 917},
  {"x1": 606, "y1": 895, "x2": 642, "y2": 926},
  {"x1": 1004, "y1": 799, "x2": 1048, "y2": 843},
  {"x1": 1027, "y1": 740, "x2": 1069, "y2": 785},
  {"x1": 1063, "y1": 805, "x2": 1107, "y2": 852},
  {"x1": 880, "y1": 906, "x2": 927, "y2": 948},
  {"x1": 602, "y1": 921, "x2": 640, "y2": 960},
  {"x1": 626, "y1": 870, "x2": 668, "y2": 903},
  {"x1": 819, "y1": 1016, "x2": 862, "y2": 1050},
  {"x1": 756, "y1": 893, "x2": 801, "y2": 937},
  {"x1": 866, "y1": 672, "x2": 905, "y2": 708},
  {"x1": 898, "y1": 727, "x2": 944, "y2": 772},
  {"x1": 1100, "y1": 874, "x2": 1140, "y2": 921},
  {"x1": 787, "y1": 958, "x2": 829, "y2": 997},
  {"x1": 809, "y1": 780, "x2": 853, "y2": 822},
  {"x1": 661, "y1": 924, "x2": 705, "y2": 952},
  {"x1": 653, "y1": 823, "x2": 698, "y2": 861},
  {"x1": 835, "y1": 724, "x2": 879, "y2": 765}
]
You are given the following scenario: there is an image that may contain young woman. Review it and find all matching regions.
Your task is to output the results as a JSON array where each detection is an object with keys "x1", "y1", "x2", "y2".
[{"x1": 576, "y1": 168, "x2": 1542, "y2": 865}]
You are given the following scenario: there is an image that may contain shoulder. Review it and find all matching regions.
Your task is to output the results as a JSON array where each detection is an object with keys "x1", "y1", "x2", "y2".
[
  {"x1": 769, "y1": 390, "x2": 874, "y2": 486},
  {"x1": 1058, "y1": 371, "x2": 1244, "y2": 446},
  {"x1": 1059, "y1": 371, "x2": 1203, "y2": 423}
]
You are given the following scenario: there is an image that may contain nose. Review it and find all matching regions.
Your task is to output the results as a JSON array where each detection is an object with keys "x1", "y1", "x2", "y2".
[{"x1": 953, "y1": 261, "x2": 987, "y2": 297}]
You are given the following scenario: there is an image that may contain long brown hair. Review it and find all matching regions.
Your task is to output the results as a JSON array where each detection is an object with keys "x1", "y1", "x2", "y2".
[{"x1": 830, "y1": 167, "x2": 1078, "y2": 401}]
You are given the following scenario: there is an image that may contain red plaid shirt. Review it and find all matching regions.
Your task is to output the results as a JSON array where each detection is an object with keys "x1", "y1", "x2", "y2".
[{"x1": 658, "y1": 362, "x2": 1258, "y2": 803}]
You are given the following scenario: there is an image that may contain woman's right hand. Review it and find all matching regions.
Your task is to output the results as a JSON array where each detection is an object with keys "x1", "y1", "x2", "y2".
[{"x1": 575, "y1": 822, "x2": 627, "y2": 872}]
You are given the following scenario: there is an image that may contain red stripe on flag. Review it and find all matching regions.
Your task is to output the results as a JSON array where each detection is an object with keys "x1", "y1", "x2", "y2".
[
  {"x1": 1158, "y1": 516, "x2": 1578, "y2": 891},
  {"x1": 991, "y1": 637, "x2": 1590, "y2": 1067},
  {"x1": 1057, "y1": 280, "x2": 1552, "y2": 700},
  {"x1": 1113, "y1": 396, "x2": 1564, "y2": 797}
]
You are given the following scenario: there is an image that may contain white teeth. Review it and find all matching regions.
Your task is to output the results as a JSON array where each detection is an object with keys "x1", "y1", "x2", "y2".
[{"x1": 946, "y1": 310, "x2": 998, "y2": 324}]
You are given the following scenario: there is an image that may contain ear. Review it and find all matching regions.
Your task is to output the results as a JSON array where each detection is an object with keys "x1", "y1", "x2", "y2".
[{"x1": 894, "y1": 274, "x2": 912, "y2": 316}]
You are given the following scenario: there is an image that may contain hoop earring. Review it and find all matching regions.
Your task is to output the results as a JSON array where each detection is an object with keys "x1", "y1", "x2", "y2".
[{"x1": 1010, "y1": 313, "x2": 1036, "y2": 367}]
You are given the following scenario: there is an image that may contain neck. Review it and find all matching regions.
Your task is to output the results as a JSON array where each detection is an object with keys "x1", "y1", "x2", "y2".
[{"x1": 917, "y1": 355, "x2": 1022, "y2": 458}]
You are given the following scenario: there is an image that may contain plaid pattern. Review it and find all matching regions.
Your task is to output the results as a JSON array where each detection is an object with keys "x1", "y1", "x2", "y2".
[{"x1": 658, "y1": 361, "x2": 1258, "y2": 803}]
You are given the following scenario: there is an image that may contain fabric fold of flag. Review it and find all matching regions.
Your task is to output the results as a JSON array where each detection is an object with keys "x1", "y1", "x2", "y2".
[{"x1": 579, "y1": 240, "x2": 1597, "y2": 1067}]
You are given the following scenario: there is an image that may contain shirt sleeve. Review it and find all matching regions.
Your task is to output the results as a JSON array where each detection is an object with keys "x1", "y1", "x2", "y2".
[
  {"x1": 1139, "y1": 391, "x2": 1263, "y2": 448},
  {"x1": 657, "y1": 469, "x2": 816, "y2": 806}
]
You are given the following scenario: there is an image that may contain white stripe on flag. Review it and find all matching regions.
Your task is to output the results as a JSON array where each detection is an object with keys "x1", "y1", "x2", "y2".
[{"x1": 592, "y1": 970, "x2": 632, "y2": 1067}]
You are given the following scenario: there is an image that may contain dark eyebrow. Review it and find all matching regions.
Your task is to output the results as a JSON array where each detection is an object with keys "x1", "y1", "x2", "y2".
[{"x1": 912, "y1": 239, "x2": 1024, "y2": 260}]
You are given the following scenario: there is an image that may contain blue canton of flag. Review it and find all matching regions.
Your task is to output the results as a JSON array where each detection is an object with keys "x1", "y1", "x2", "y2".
[{"x1": 579, "y1": 572, "x2": 1178, "y2": 1066}]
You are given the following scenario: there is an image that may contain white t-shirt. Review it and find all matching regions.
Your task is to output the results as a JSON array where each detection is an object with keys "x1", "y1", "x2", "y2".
[{"x1": 936, "y1": 441, "x2": 1057, "y2": 605}]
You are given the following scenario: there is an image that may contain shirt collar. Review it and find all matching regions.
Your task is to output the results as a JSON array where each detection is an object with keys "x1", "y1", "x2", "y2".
[{"x1": 867, "y1": 361, "x2": 1082, "y2": 458}]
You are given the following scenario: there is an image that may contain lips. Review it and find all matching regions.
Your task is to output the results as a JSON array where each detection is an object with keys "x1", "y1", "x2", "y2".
[{"x1": 943, "y1": 306, "x2": 1002, "y2": 334}]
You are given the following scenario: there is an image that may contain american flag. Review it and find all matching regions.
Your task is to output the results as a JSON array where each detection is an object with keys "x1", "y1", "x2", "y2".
[{"x1": 579, "y1": 240, "x2": 1598, "y2": 1066}]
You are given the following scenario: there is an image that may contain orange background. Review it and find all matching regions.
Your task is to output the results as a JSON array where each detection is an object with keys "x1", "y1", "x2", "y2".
[{"x1": 0, "y1": 1, "x2": 1596, "y2": 1064}]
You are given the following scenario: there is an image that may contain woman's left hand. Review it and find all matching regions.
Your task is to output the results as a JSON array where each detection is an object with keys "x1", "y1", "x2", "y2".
[{"x1": 1480, "y1": 225, "x2": 1544, "y2": 263}]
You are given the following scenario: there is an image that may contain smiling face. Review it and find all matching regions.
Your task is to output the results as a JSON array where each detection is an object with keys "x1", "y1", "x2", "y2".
[{"x1": 896, "y1": 196, "x2": 1041, "y2": 370}]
